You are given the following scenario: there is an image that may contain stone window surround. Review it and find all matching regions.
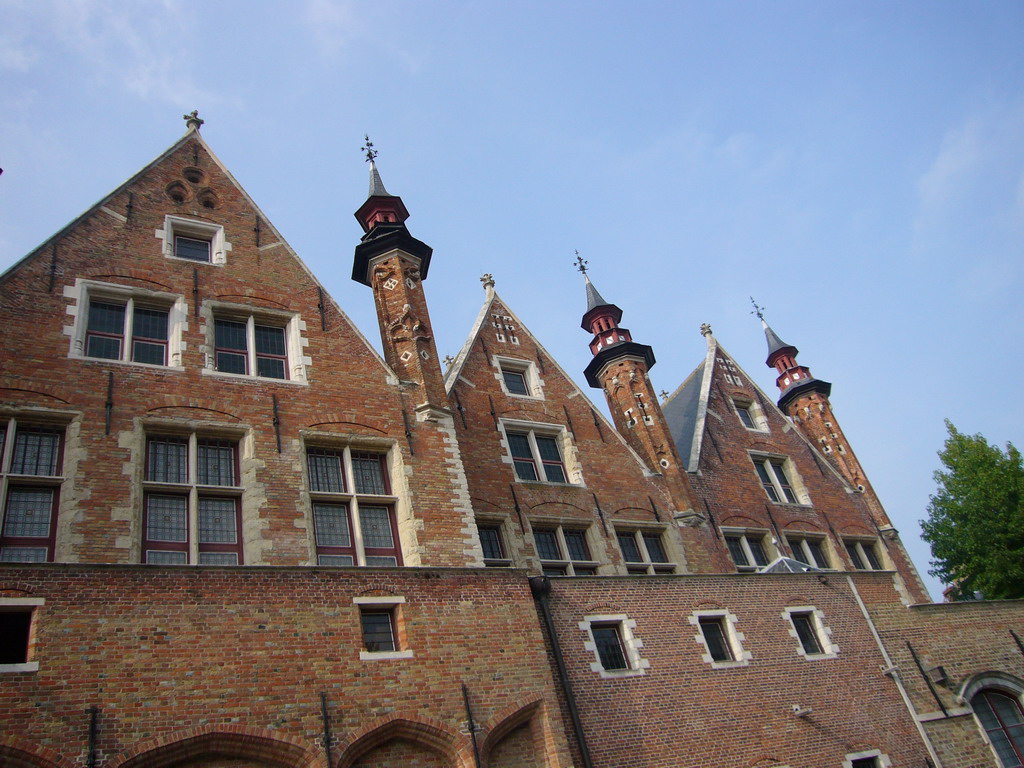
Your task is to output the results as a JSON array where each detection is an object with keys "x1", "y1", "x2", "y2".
[
  {"x1": 200, "y1": 300, "x2": 311, "y2": 385},
  {"x1": 530, "y1": 522, "x2": 600, "y2": 576},
  {"x1": 721, "y1": 527, "x2": 775, "y2": 572},
  {"x1": 841, "y1": 749, "x2": 892, "y2": 768},
  {"x1": 732, "y1": 396, "x2": 769, "y2": 432},
  {"x1": 156, "y1": 215, "x2": 231, "y2": 265},
  {"x1": 748, "y1": 451, "x2": 812, "y2": 506},
  {"x1": 0, "y1": 597, "x2": 44, "y2": 673},
  {"x1": 688, "y1": 608, "x2": 752, "y2": 669},
  {"x1": 492, "y1": 354, "x2": 545, "y2": 400},
  {"x1": 614, "y1": 526, "x2": 676, "y2": 575},
  {"x1": 353, "y1": 596, "x2": 413, "y2": 661},
  {"x1": 579, "y1": 613, "x2": 649, "y2": 679},
  {"x1": 64, "y1": 279, "x2": 188, "y2": 370},
  {"x1": 498, "y1": 419, "x2": 583, "y2": 487},
  {"x1": 784, "y1": 531, "x2": 833, "y2": 569},
  {"x1": 782, "y1": 605, "x2": 839, "y2": 660}
]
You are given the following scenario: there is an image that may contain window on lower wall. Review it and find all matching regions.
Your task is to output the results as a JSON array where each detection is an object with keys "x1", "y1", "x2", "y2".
[
  {"x1": 842, "y1": 750, "x2": 891, "y2": 768},
  {"x1": 786, "y1": 534, "x2": 831, "y2": 569},
  {"x1": 723, "y1": 530, "x2": 771, "y2": 572},
  {"x1": 307, "y1": 446, "x2": 401, "y2": 567},
  {"x1": 0, "y1": 421, "x2": 65, "y2": 563},
  {"x1": 0, "y1": 598, "x2": 43, "y2": 673},
  {"x1": 783, "y1": 606, "x2": 838, "y2": 659},
  {"x1": 971, "y1": 689, "x2": 1024, "y2": 767},
  {"x1": 579, "y1": 614, "x2": 648, "y2": 678},
  {"x1": 844, "y1": 538, "x2": 884, "y2": 570},
  {"x1": 142, "y1": 433, "x2": 244, "y2": 565},
  {"x1": 616, "y1": 529, "x2": 675, "y2": 574},
  {"x1": 689, "y1": 609, "x2": 751, "y2": 668},
  {"x1": 353, "y1": 596, "x2": 413, "y2": 660},
  {"x1": 533, "y1": 525, "x2": 597, "y2": 575}
]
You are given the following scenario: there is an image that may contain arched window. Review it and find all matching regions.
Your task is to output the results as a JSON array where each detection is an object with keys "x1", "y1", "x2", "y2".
[{"x1": 972, "y1": 689, "x2": 1024, "y2": 767}]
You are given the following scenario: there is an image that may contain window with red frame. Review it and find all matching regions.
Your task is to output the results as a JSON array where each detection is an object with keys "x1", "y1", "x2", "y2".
[
  {"x1": 0, "y1": 422, "x2": 64, "y2": 563},
  {"x1": 307, "y1": 447, "x2": 401, "y2": 567},
  {"x1": 142, "y1": 435, "x2": 243, "y2": 565}
]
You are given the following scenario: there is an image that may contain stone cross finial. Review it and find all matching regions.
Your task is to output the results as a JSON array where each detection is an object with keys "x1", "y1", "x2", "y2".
[
  {"x1": 480, "y1": 273, "x2": 495, "y2": 290},
  {"x1": 573, "y1": 250, "x2": 588, "y2": 275},
  {"x1": 700, "y1": 322, "x2": 713, "y2": 337},
  {"x1": 749, "y1": 296, "x2": 765, "y2": 321},
  {"x1": 362, "y1": 135, "x2": 378, "y2": 163},
  {"x1": 183, "y1": 110, "x2": 204, "y2": 132}
]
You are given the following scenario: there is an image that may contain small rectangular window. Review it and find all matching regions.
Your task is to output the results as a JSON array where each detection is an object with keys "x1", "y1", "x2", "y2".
[
  {"x1": 215, "y1": 319, "x2": 248, "y2": 374},
  {"x1": 845, "y1": 539, "x2": 883, "y2": 571},
  {"x1": 736, "y1": 404, "x2": 755, "y2": 429},
  {"x1": 502, "y1": 368, "x2": 530, "y2": 395},
  {"x1": 591, "y1": 623, "x2": 629, "y2": 671},
  {"x1": 699, "y1": 617, "x2": 734, "y2": 662},
  {"x1": 360, "y1": 609, "x2": 396, "y2": 652},
  {"x1": 753, "y1": 456, "x2": 801, "y2": 504},
  {"x1": 478, "y1": 523, "x2": 510, "y2": 566},
  {"x1": 213, "y1": 314, "x2": 291, "y2": 381},
  {"x1": 724, "y1": 532, "x2": 770, "y2": 572},
  {"x1": 617, "y1": 530, "x2": 675, "y2": 574},
  {"x1": 534, "y1": 526, "x2": 595, "y2": 576},
  {"x1": 790, "y1": 611, "x2": 823, "y2": 655},
  {"x1": 0, "y1": 611, "x2": 33, "y2": 664},
  {"x1": 850, "y1": 759, "x2": 880, "y2": 768},
  {"x1": 504, "y1": 425, "x2": 571, "y2": 485},
  {"x1": 788, "y1": 535, "x2": 830, "y2": 569},
  {"x1": 175, "y1": 235, "x2": 212, "y2": 262}
]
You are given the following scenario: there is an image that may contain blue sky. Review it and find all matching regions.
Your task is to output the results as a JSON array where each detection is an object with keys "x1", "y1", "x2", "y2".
[{"x1": 2, "y1": 1, "x2": 1022, "y2": 599}]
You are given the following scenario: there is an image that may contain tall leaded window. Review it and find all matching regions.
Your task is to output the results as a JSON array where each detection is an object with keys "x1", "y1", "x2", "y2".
[
  {"x1": 845, "y1": 538, "x2": 884, "y2": 570},
  {"x1": 306, "y1": 446, "x2": 401, "y2": 567},
  {"x1": 972, "y1": 689, "x2": 1024, "y2": 767},
  {"x1": 616, "y1": 529, "x2": 675, "y2": 574},
  {"x1": 591, "y1": 623, "x2": 629, "y2": 671},
  {"x1": 788, "y1": 534, "x2": 831, "y2": 568},
  {"x1": 724, "y1": 530, "x2": 771, "y2": 572},
  {"x1": 0, "y1": 421, "x2": 64, "y2": 563},
  {"x1": 506, "y1": 427, "x2": 568, "y2": 484},
  {"x1": 142, "y1": 434, "x2": 243, "y2": 565},
  {"x1": 753, "y1": 456, "x2": 800, "y2": 504},
  {"x1": 213, "y1": 315, "x2": 290, "y2": 380},
  {"x1": 477, "y1": 522, "x2": 511, "y2": 567}
]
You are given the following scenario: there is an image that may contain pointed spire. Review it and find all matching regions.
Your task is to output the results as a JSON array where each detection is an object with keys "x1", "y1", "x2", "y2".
[
  {"x1": 367, "y1": 160, "x2": 391, "y2": 197},
  {"x1": 761, "y1": 317, "x2": 792, "y2": 357},
  {"x1": 584, "y1": 273, "x2": 612, "y2": 313},
  {"x1": 353, "y1": 136, "x2": 410, "y2": 236}
]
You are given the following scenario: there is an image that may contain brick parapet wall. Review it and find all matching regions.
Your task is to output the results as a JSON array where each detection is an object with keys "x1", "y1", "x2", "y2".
[{"x1": 0, "y1": 564, "x2": 573, "y2": 768}]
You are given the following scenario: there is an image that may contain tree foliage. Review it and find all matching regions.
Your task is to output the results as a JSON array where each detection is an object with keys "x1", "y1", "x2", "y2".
[{"x1": 921, "y1": 421, "x2": 1024, "y2": 600}]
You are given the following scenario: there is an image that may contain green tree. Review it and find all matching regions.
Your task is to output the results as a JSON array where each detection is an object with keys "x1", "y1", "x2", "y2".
[{"x1": 921, "y1": 421, "x2": 1024, "y2": 600}]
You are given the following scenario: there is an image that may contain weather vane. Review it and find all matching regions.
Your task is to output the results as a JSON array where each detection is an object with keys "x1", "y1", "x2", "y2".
[
  {"x1": 362, "y1": 135, "x2": 378, "y2": 163},
  {"x1": 573, "y1": 250, "x2": 588, "y2": 275},
  {"x1": 749, "y1": 296, "x2": 765, "y2": 321}
]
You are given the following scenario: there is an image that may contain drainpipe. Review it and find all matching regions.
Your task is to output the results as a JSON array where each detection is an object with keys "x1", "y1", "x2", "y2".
[
  {"x1": 846, "y1": 575, "x2": 944, "y2": 768},
  {"x1": 530, "y1": 576, "x2": 595, "y2": 768}
]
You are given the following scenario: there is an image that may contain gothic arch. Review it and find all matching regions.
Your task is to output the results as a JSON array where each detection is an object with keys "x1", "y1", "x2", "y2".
[
  {"x1": 958, "y1": 670, "x2": 1024, "y2": 703},
  {"x1": 337, "y1": 714, "x2": 469, "y2": 768},
  {"x1": 481, "y1": 698, "x2": 544, "y2": 766},
  {"x1": 0, "y1": 736, "x2": 74, "y2": 768},
  {"x1": 114, "y1": 726, "x2": 320, "y2": 768}
]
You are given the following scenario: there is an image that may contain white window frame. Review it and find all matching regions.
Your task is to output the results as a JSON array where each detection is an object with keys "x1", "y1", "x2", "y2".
[
  {"x1": 722, "y1": 528, "x2": 774, "y2": 572},
  {"x1": 494, "y1": 355, "x2": 544, "y2": 399},
  {"x1": 305, "y1": 441, "x2": 403, "y2": 568},
  {"x1": 783, "y1": 605, "x2": 839, "y2": 660},
  {"x1": 65, "y1": 280, "x2": 187, "y2": 369},
  {"x1": 157, "y1": 215, "x2": 231, "y2": 265},
  {"x1": 688, "y1": 609, "x2": 751, "y2": 669},
  {"x1": 202, "y1": 301, "x2": 310, "y2": 384},
  {"x1": 353, "y1": 596, "x2": 413, "y2": 661},
  {"x1": 615, "y1": 528, "x2": 675, "y2": 574},
  {"x1": 842, "y1": 750, "x2": 891, "y2": 768},
  {"x1": 732, "y1": 398, "x2": 768, "y2": 432},
  {"x1": 785, "y1": 533, "x2": 832, "y2": 569},
  {"x1": 579, "y1": 613, "x2": 649, "y2": 679},
  {"x1": 750, "y1": 452, "x2": 810, "y2": 505},
  {"x1": 843, "y1": 537, "x2": 886, "y2": 571},
  {"x1": 0, "y1": 597, "x2": 44, "y2": 673},
  {"x1": 500, "y1": 420, "x2": 580, "y2": 486},
  {"x1": 141, "y1": 429, "x2": 246, "y2": 565}
]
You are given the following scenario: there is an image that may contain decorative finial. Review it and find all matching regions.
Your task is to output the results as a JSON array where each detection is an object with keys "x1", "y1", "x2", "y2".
[
  {"x1": 660, "y1": 390, "x2": 669, "y2": 400},
  {"x1": 480, "y1": 273, "x2": 495, "y2": 290},
  {"x1": 700, "y1": 323, "x2": 713, "y2": 337},
  {"x1": 573, "y1": 250, "x2": 588, "y2": 275},
  {"x1": 749, "y1": 296, "x2": 766, "y2": 321},
  {"x1": 443, "y1": 354, "x2": 455, "y2": 367},
  {"x1": 362, "y1": 135, "x2": 379, "y2": 163},
  {"x1": 183, "y1": 110, "x2": 204, "y2": 132}
]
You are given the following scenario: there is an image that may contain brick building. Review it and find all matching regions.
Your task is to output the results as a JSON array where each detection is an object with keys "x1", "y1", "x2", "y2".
[{"x1": 1, "y1": 119, "x2": 1022, "y2": 767}]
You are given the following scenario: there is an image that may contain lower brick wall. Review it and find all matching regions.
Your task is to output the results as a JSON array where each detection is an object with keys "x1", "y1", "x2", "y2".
[{"x1": 0, "y1": 564, "x2": 572, "y2": 768}]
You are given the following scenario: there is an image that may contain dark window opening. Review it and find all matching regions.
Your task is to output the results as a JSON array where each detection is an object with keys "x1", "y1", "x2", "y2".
[
  {"x1": 0, "y1": 611, "x2": 32, "y2": 664},
  {"x1": 360, "y1": 609, "x2": 396, "y2": 652},
  {"x1": 591, "y1": 623, "x2": 629, "y2": 671},
  {"x1": 791, "y1": 612, "x2": 823, "y2": 655},
  {"x1": 699, "y1": 617, "x2": 734, "y2": 662}
]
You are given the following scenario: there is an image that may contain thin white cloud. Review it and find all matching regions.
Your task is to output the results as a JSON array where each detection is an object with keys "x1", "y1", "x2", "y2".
[
  {"x1": 2, "y1": 0, "x2": 220, "y2": 106},
  {"x1": 303, "y1": 0, "x2": 360, "y2": 58},
  {"x1": 916, "y1": 118, "x2": 983, "y2": 215}
]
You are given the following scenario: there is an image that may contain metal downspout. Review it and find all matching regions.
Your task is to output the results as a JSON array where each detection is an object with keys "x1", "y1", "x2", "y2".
[
  {"x1": 530, "y1": 576, "x2": 595, "y2": 768},
  {"x1": 845, "y1": 575, "x2": 944, "y2": 768}
]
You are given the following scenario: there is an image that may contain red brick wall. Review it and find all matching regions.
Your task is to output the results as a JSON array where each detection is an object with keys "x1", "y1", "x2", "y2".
[
  {"x1": 0, "y1": 565, "x2": 572, "y2": 768},
  {"x1": 543, "y1": 571, "x2": 931, "y2": 768}
]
